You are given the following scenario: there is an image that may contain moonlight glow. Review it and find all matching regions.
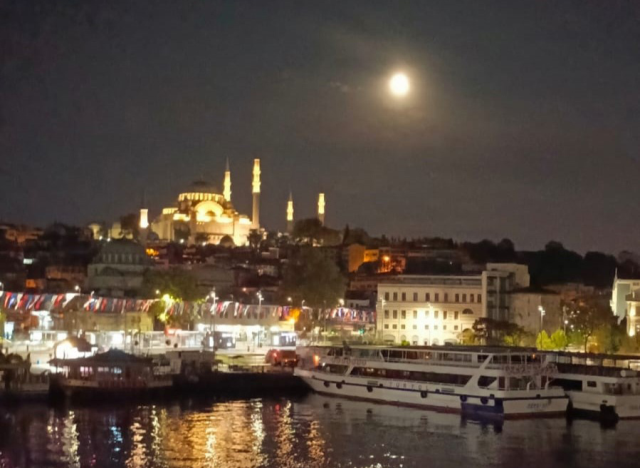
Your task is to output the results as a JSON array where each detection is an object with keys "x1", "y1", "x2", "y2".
[{"x1": 389, "y1": 73, "x2": 410, "y2": 96}]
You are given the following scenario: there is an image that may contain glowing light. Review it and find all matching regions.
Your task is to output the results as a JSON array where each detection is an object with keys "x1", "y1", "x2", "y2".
[{"x1": 389, "y1": 73, "x2": 410, "y2": 96}]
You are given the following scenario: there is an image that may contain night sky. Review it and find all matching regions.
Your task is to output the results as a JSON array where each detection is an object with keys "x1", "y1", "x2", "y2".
[{"x1": 2, "y1": 1, "x2": 639, "y2": 253}]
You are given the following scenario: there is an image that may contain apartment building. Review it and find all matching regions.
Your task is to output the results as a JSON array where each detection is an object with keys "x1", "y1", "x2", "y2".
[{"x1": 376, "y1": 264, "x2": 529, "y2": 345}]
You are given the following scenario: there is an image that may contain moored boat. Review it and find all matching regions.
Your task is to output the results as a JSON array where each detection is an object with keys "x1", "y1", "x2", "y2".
[
  {"x1": 51, "y1": 349, "x2": 173, "y2": 399},
  {"x1": 295, "y1": 345, "x2": 568, "y2": 419},
  {"x1": 546, "y1": 351, "x2": 640, "y2": 421},
  {"x1": 0, "y1": 354, "x2": 50, "y2": 401}
]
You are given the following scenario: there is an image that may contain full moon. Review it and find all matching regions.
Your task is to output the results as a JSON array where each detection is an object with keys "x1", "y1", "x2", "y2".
[{"x1": 389, "y1": 73, "x2": 410, "y2": 96}]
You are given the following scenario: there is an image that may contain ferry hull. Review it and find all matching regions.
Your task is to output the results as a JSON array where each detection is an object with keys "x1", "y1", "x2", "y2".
[
  {"x1": 567, "y1": 391, "x2": 640, "y2": 421},
  {"x1": 296, "y1": 370, "x2": 567, "y2": 419}
]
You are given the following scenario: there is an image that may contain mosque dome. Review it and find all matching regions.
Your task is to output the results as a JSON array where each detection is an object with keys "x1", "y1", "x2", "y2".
[{"x1": 95, "y1": 239, "x2": 151, "y2": 265}]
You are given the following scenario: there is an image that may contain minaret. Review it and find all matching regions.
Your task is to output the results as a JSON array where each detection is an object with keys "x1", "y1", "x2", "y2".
[
  {"x1": 252, "y1": 159, "x2": 261, "y2": 229},
  {"x1": 223, "y1": 158, "x2": 232, "y2": 202},
  {"x1": 317, "y1": 193, "x2": 325, "y2": 226},
  {"x1": 139, "y1": 191, "x2": 149, "y2": 245},
  {"x1": 286, "y1": 191, "x2": 294, "y2": 234}
]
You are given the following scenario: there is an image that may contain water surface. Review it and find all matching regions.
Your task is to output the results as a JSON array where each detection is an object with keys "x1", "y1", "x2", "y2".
[{"x1": 0, "y1": 395, "x2": 638, "y2": 468}]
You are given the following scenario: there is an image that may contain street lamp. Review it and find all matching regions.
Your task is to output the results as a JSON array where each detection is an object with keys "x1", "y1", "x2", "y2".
[
  {"x1": 74, "y1": 285, "x2": 81, "y2": 293},
  {"x1": 538, "y1": 305, "x2": 546, "y2": 332},
  {"x1": 0, "y1": 282, "x2": 4, "y2": 291},
  {"x1": 209, "y1": 288, "x2": 218, "y2": 339}
]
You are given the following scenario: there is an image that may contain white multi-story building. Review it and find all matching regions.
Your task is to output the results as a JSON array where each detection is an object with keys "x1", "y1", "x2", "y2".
[{"x1": 376, "y1": 264, "x2": 530, "y2": 345}]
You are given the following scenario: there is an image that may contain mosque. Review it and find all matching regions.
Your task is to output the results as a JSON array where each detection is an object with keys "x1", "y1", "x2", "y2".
[{"x1": 133, "y1": 159, "x2": 327, "y2": 246}]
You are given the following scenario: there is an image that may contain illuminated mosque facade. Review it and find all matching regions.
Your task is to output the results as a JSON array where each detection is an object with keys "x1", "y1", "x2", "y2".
[{"x1": 132, "y1": 158, "x2": 327, "y2": 247}]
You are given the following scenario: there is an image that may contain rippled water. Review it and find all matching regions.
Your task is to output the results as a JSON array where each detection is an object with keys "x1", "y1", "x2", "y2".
[{"x1": 0, "y1": 394, "x2": 638, "y2": 468}]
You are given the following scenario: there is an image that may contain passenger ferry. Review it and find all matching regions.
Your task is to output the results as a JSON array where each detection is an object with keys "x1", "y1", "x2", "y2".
[
  {"x1": 546, "y1": 351, "x2": 640, "y2": 421},
  {"x1": 295, "y1": 345, "x2": 568, "y2": 419}
]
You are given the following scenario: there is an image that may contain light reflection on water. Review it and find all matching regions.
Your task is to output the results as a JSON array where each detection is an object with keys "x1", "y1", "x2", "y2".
[{"x1": 0, "y1": 394, "x2": 639, "y2": 468}]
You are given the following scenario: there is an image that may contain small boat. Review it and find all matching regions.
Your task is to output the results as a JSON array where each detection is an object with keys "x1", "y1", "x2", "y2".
[
  {"x1": 547, "y1": 351, "x2": 640, "y2": 421},
  {"x1": 0, "y1": 353, "x2": 50, "y2": 401},
  {"x1": 295, "y1": 345, "x2": 568, "y2": 419},
  {"x1": 51, "y1": 349, "x2": 173, "y2": 399}
]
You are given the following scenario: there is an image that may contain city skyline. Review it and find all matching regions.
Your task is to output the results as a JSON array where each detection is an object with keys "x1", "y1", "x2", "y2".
[{"x1": 2, "y1": 1, "x2": 640, "y2": 254}]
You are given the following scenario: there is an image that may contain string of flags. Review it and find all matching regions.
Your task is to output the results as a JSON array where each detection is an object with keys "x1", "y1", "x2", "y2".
[{"x1": 0, "y1": 291, "x2": 375, "y2": 323}]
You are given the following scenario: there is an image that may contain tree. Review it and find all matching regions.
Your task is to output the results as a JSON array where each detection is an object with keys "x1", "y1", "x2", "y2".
[
  {"x1": 119, "y1": 213, "x2": 139, "y2": 239},
  {"x1": 565, "y1": 295, "x2": 616, "y2": 352},
  {"x1": 536, "y1": 329, "x2": 568, "y2": 350},
  {"x1": 140, "y1": 268, "x2": 200, "y2": 301},
  {"x1": 472, "y1": 318, "x2": 529, "y2": 346},
  {"x1": 280, "y1": 247, "x2": 346, "y2": 309},
  {"x1": 248, "y1": 229, "x2": 262, "y2": 251},
  {"x1": 292, "y1": 218, "x2": 342, "y2": 246}
]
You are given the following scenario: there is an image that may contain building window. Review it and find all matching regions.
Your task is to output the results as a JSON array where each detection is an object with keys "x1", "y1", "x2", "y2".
[
  {"x1": 401, "y1": 325, "x2": 405, "y2": 330},
  {"x1": 435, "y1": 293, "x2": 439, "y2": 302},
  {"x1": 454, "y1": 325, "x2": 459, "y2": 331},
  {"x1": 413, "y1": 325, "x2": 417, "y2": 330},
  {"x1": 469, "y1": 294, "x2": 474, "y2": 302},
  {"x1": 434, "y1": 310, "x2": 439, "y2": 319},
  {"x1": 444, "y1": 293, "x2": 448, "y2": 302},
  {"x1": 443, "y1": 325, "x2": 447, "y2": 331},
  {"x1": 413, "y1": 292, "x2": 418, "y2": 301},
  {"x1": 393, "y1": 292, "x2": 398, "y2": 301},
  {"x1": 434, "y1": 325, "x2": 438, "y2": 330},
  {"x1": 392, "y1": 324, "x2": 397, "y2": 330},
  {"x1": 384, "y1": 324, "x2": 389, "y2": 329},
  {"x1": 393, "y1": 310, "x2": 398, "y2": 319},
  {"x1": 454, "y1": 311, "x2": 459, "y2": 320},
  {"x1": 413, "y1": 310, "x2": 417, "y2": 319},
  {"x1": 401, "y1": 292, "x2": 406, "y2": 301},
  {"x1": 384, "y1": 310, "x2": 389, "y2": 319},
  {"x1": 462, "y1": 294, "x2": 467, "y2": 302},
  {"x1": 443, "y1": 311, "x2": 448, "y2": 320},
  {"x1": 384, "y1": 292, "x2": 389, "y2": 301},
  {"x1": 401, "y1": 310, "x2": 406, "y2": 319},
  {"x1": 455, "y1": 293, "x2": 459, "y2": 302},
  {"x1": 425, "y1": 325, "x2": 429, "y2": 330},
  {"x1": 425, "y1": 293, "x2": 430, "y2": 301},
  {"x1": 477, "y1": 294, "x2": 482, "y2": 303}
]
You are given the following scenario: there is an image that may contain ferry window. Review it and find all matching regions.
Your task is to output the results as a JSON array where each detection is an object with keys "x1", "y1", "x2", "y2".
[
  {"x1": 587, "y1": 381, "x2": 597, "y2": 388},
  {"x1": 425, "y1": 293, "x2": 430, "y2": 301},
  {"x1": 393, "y1": 310, "x2": 398, "y2": 319},
  {"x1": 443, "y1": 311, "x2": 448, "y2": 320},
  {"x1": 462, "y1": 294, "x2": 467, "y2": 302},
  {"x1": 413, "y1": 292, "x2": 418, "y2": 301},
  {"x1": 401, "y1": 310, "x2": 406, "y2": 319},
  {"x1": 454, "y1": 311, "x2": 459, "y2": 320},
  {"x1": 435, "y1": 293, "x2": 439, "y2": 302},
  {"x1": 402, "y1": 292, "x2": 406, "y2": 301},
  {"x1": 413, "y1": 310, "x2": 417, "y2": 319},
  {"x1": 478, "y1": 376, "x2": 497, "y2": 388},
  {"x1": 384, "y1": 292, "x2": 389, "y2": 301},
  {"x1": 384, "y1": 310, "x2": 389, "y2": 319},
  {"x1": 455, "y1": 293, "x2": 459, "y2": 302},
  {"x1": 393, "y1": 292, "x2": 398, "y2": 300}
]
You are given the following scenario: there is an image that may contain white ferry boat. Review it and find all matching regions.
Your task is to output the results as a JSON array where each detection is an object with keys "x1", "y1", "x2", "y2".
[
  {"x1": 546, "y1": 351, "x2": 640, "y2": 421},
  {"x1": 295, "y1": 345, "x2": 568, "y2": 419}
]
